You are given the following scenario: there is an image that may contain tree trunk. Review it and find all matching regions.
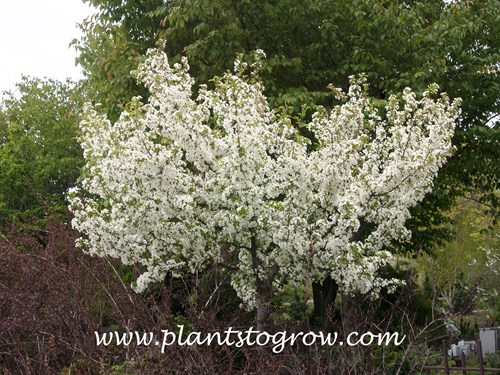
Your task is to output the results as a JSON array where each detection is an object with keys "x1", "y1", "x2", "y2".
[
  {"x1": 340, "y1": 292, "x2": 361, "y2": 334},
  {"x1": 341, "y1": 293, "x2": 374, "y2": 374},
  {"x1": 255, "y1": 281, "x2": 271, "y2": 331},
  {"x1": 312, "y1": 276, "x2": 339, "y2": 327},
  {"x1": 249, "y1": 235, "x2": 273, "y2": 331},
  {"x1": 312, "y1": 221, "x2": 373, "y2": 326}
]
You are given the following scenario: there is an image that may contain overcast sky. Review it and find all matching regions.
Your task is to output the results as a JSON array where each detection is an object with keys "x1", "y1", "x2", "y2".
[{"x1": 0, "y1": 0, "x2": 95, "y2": 93}]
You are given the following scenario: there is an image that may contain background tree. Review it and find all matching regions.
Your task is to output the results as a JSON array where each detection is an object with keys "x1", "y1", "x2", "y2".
[
  {"x1": 73, "y1": 0, "x2": 164, "y2": 121},
  {"x1": 416, "y1": 197, "x2": 500, "y2": 320},
  {"x1": 0, "y1": 78, "x2": 83, "y2": 229}
]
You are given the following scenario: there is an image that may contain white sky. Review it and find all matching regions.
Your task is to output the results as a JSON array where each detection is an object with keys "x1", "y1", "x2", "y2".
[{"x1": 0, "y1": 0, "x2": 95, "y2": 93}]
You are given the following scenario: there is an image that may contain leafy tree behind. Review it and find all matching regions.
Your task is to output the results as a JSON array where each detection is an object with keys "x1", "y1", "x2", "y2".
[{"x1": 0, "y1": 78, "x2": 83, "y2": 227}]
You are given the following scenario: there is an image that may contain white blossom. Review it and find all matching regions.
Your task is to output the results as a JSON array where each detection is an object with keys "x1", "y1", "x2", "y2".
[{"x1": 69, "y1": 48, "x2": 460, "y2": 307}]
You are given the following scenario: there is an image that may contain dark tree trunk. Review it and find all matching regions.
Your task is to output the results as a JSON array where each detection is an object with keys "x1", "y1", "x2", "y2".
[
  {"x1": 312, "y1": 276, "x2": 339, "y2": 326},
  {"x1": 312, "y1": 220, "x2": 374, "y2": 325}
]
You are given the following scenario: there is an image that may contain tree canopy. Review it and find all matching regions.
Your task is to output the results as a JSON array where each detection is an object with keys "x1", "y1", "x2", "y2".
[
  {"x1": 69, "y1": 48, "x2": 460, "y2": 325},
  {"x1": 0, "y1": 78, "x2": 83, "y2": 226}
]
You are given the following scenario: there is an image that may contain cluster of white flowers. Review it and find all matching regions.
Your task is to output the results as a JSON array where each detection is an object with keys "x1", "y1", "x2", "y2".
[{"x1": 69, "y1": 48, "x2": 460, "y2": 308}]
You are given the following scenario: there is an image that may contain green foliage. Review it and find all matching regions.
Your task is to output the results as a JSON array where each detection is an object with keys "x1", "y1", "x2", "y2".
[
  {"x1": 79, "y1": 0, "x2": 499, "y2": 115},
  {"x1": 0, "y1": 77, "x2": 83, "y2": 226},
  {"x1": 74, "y1": 0, "x2": 164, "y2": 120},
  {"x1": 415, "y1": 198, "x2": 500, "y2": 318},
  {"x1": 485, "y1": 351, "x2": 500, "y2": 369},
  {"x1": 272, "y1": 286, "x2": 308, "y2": 323}
]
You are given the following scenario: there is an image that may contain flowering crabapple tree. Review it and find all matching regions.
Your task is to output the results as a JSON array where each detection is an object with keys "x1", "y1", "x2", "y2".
[{"x1": 69, "y1": 48, "x2": 460, "y2": 328}]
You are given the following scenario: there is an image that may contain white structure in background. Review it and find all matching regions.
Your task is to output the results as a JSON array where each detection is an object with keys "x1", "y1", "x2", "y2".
[
  {"x1": 448, "y1": 328, "x2": 500, "y2": 359},
  {"x1": 448, "y1": 340, "x2": 477, "y2": 359},
  {"x1": 480, "y1": 327, "x2": 500, "y2": 357}
]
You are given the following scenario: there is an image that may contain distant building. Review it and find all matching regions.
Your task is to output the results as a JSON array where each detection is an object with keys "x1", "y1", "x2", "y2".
[
  {"x1": 480, "y1": 327, "x2": 500, "y2": 357},
  {"x1": 448, "y1": 328, "x2": 500, "y2": 359}
]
